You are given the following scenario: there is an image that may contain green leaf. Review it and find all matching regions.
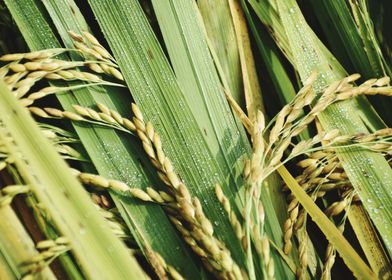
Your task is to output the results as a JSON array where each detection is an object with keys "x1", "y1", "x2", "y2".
[{"x1": 150, "y1": 0, "x2": 250, "y2": 181}]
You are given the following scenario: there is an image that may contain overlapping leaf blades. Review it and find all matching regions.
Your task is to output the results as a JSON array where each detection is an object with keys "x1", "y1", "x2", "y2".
[
  {"x1": 4, "y1": 0, "x2": 202, "y2": 276},
  {"x1": 2, "y1": 0, "x2": 391, "y2": 279},
  {"x1": 88, "y1": 0, "x2": 250, "y2": 270}
]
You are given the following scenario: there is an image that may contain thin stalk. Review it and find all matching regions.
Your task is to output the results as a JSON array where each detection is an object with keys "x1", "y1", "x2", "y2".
[
  {"x1": 227, "y1": 0, "x2": 265, "y2": 120},
  {"x1": 198, "y1": 0, "x2": 243, "y2": 107},
  {"x1": 277, "y1": 165, "x2": 375, "y2": 279}
]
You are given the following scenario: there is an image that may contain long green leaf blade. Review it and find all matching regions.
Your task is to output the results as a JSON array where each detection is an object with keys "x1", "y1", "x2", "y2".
[
  {"x1": 198, "y1": 0, "x2": 244, "y2": 108},
  {"x1": 277, "y1": 166, "x2": 376, "y2": 279},
  {"x1": 150, "y1": 0, "x2": 250, "y2": 183}
]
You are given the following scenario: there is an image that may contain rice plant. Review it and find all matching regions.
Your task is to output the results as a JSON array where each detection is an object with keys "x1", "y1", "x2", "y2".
[{"x1": 0, "y1": 0, "x2": 391, "y2": 279}]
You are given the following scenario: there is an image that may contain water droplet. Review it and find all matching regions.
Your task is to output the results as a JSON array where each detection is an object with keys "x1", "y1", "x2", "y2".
[
  {"x1": 79, "y1": 227, "x2": 86, "y2": 235},
  {"x1": 289, "y1": 7, "x2": 295, "y2": 14},
  {"x1": 107, "y1": 245, "x2": 114, "y2": 253}
]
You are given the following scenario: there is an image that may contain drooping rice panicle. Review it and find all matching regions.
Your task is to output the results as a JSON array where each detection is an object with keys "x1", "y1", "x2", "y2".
[
  {"x1": 224, "y1": 72, "x2": 389, "y2": 279},
  {"x1": 128, "y1": 103, "x2": 243, "y2": 279}
]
